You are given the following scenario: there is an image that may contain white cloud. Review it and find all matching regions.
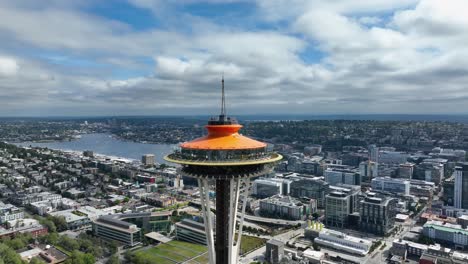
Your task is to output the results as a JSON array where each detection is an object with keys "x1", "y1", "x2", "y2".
[
  {"x1": 0, "y1": 0, "x2": 467, "y2": 115},
  {"x1": 0, "y1": 56, "x2": 19, "y2": 76}
]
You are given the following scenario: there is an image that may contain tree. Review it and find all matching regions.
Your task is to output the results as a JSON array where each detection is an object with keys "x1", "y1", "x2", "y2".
[
  {"x1": 0, "y1": 244, "x2": 23, "y2": 264},
  {"x1": 106, "y1": 254, "x2": 121, "y2": 264},
  {"x1": 65, "y1": 250, "x2": 95, "y2": 264},
  {"x1": 37, "y1": 217, "x2": 57, "y2": 233},
  {"x1": 59, "y1": 235, "x2": 80, "y2": 251},
  {"x1": 49, "y1": 215, "x2": 68, "y2": 232}
]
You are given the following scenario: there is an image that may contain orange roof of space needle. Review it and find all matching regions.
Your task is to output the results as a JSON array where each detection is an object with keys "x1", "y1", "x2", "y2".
[
  {"x1": 180, "y1": 76, "x2": 266, "y2": 151},
  {"x1": 180, "y1": 123, "x2": 266, "y2": 150}
]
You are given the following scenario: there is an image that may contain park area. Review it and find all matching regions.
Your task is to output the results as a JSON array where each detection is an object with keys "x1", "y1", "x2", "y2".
[
  {"x1": 132, "y1": 235, "x2": 266, "y2": 263},
  {"x1": 133, "y1": 240, "x2": 208, "y2": 264}
]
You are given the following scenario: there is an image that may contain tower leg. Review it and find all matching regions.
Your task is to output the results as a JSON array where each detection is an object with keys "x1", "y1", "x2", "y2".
[
  {"x1": 234, "y1": 177, "x2": 250, "y2": 261},
  {"x1": 198, "y1": 179, "x2": 215, "y2": 264},
  {"x1": 216, "y1": 179, "x2": 230, "y2": 264}
]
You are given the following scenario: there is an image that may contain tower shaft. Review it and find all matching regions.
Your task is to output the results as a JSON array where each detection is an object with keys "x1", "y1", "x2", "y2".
[{"x1": 216, "y1": 179, "x2": 230, "y2": 263}]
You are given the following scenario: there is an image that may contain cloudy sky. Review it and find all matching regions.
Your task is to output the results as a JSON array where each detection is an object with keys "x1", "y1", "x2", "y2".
[{"x1": 0, "y1": 0, "x2": 467, "y2": 116}]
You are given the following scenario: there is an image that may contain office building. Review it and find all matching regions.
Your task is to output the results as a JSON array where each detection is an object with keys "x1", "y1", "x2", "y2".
[
  {"x1": 360, "y1": 161, "x2": 378, "y2": 182},
  {"x1": 290, "y1": 177, "x2": 329, "y2": 208},
  {"x1": 413, "y1": 162, "x2": 444, "y2": 184},
  {"x1": 92, "y1": 214, "x2": 142, "y2": 246},
  {"x1": 259, "y1": 195, "x2": 305, "y2": 220},
  {"x1": 252, "y1": 178, "x2": 282, "y2": 198},
  {"x1": 454, "y1": 163, "x2": 468, "y2": 209},
  {"x1": 313, "y1": 228, "x2": 372, "y2": 256},
  {"x1": 324, "y1": 168, "x2": 360, "y2": 186},
  {"x1": 391, "y1": 239, "x2": 428, "y2": 259},
  {"x1": 379, "y1": 151, "x2": 409, "y2": 165},
  {"x1": 0, "y1": 202, "x2": 24, "y2": 224},
  {"x1": 325, "y1": 185, "x2": 360, "y2": 228},
  {"x1": 423, "y1": 220, "x2": 468, "y2": 250},
  {"x1": 265, "y1": 239, "x2": 284, "y2": 264},
  {"x1": 371, "y1": 177, "x2": 410, "y2": 195},
  {"x1": 360, "y1": 195, "x2": 397, "y2": 235},
  {"x1": 443, "y1": 178, "x2": 455, "y2": 206},
  {"x1": 398, "y1": 163, "x2": 415, "y2": 179},
  {"x1": 141, "y1": 154, "x2": 155, "y2": 166},
  {"x1": 175, "y1": 218, "x2": 209, "y2": 245},
  {"x1": 49, "y1": 210, "x2": 90, "y2": 230},
  {"x1": 304, "y1": 145, "x2": 322, "y2": 156}
]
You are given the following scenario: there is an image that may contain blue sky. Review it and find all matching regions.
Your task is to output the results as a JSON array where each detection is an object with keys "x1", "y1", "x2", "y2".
[{"x1": 0, "y1": 0, "x2": 468, "y2": 116}]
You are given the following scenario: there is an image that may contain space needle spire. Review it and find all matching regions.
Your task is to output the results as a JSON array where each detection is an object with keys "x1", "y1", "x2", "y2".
[
  {"x1": 220, "y1": 75, "x2": 226, "y2": 121},
  {"x1": 164, "y1": 78, "x2": 282, "y2": 264}
]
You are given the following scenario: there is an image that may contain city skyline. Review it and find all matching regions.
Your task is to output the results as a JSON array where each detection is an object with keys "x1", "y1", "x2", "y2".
[{"x1": 0, "y1": 0, "x2": 468, "y2": 116}]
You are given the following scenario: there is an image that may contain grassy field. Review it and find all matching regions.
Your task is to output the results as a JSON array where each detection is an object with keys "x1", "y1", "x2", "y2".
[
  {"x1": 238, "y1": 234, "x2": 267, "y2": 255},
  {"x1": 134, "y1": 240, "x2": 207, "y2": 264}
]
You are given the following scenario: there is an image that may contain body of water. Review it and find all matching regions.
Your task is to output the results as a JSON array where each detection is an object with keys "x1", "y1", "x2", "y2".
[{"x1": 15, "y1": 133, "x2": 175, "y2": 164}]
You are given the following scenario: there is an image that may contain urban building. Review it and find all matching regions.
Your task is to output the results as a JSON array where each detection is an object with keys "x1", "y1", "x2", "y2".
[
  {"x1": 175, "y1": 218, "x2": 208, "y2": 245},
  {"x1": 413, "y1": 162, "x2": 444, "y2": 184},
  {"x1": 0, "y1": 218, "x2": 48, "y2": 238},
  {"x1": 0, "y1": 202, "x2": 24, "y2": 224},
  {"x1": 136, "y1": 174, "x2": 157, "y2": 183},
  {"x1": 360, "y1": 195, "x2": 397, "y2": 235},
  {"x1": 304, "y1": 145, "x2": 322, "y2": 156},
  {"x1": 359, "y1": 161, "x2": 378, "y2": 182},
  {"x1": 398, "y1": 163, "x2": 415, "y2": 179},
  {"x1": 371, "y1": 177, "x2": 410, "y2": 195},
  {"x1": 454, "y1": 163, "x2": 468, "y2": 209},
  {"x1": 259, "y1": 195, "x2": 305, "y2": 220},
  {"x1": 325, "y1": 185, "x2": 360, "y2": 228},
  {"x1": 49, "y1": 210, "x2": 90, "y2": 230},
  {"x1": 92, "y1": 214, "x2": 142, "y2": 246},
  {"x1": 379, "y1": 151, "x2": 409, "y2": 165},
  {"x1": 423, "y1": 220, "x2": 468, "y2": 250},
  {"x1": 391, "y1": 239, "x2": 428, "y2": 258},
  {"x1": 252, "y1": 178, "x2": 283, "y2": 198},
  {"x1": 141, "y1": 154, "x2": 155, "y2": 166},
  {"x1": 265, "y1": 239, "x2": 284, "y2": 264},
  {"x1": 324, "y1": 167, "x2": 360, "y2": 186},
  {"x1": 313, "y1": 228, "x2": 372, "y2": 256},
  {"x1": 290, "y1": 177, "x2": 329, "y2": 208}
]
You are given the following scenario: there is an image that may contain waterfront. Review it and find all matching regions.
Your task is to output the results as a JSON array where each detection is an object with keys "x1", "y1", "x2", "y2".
[{"x1": 14, "y1": 133, "x2": 175, "y2": 164}]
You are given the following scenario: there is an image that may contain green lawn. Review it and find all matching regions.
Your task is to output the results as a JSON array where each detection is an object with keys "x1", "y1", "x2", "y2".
[
  {"x1": 238, "y1": 235, "x2": 267, "y2": 255},
  {"x1": 134, "y1": 240, "x2": 208, "y2": 264}
]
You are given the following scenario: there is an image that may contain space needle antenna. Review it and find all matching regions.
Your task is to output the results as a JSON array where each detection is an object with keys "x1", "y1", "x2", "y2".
[{"x1": 221, "y1": 74, "x2": 226, "y2": 119}]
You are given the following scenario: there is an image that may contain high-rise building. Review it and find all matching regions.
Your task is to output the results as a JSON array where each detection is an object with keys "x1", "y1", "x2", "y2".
[
  {"x1": 141, "y1": 154, "x2": 155, "y2": 166},
  {"x1": 325, "y1": 185, "x2": 360, "y2": 228},
  {"x1": 454, "y1": 163, "x2": 468, "y2": 209},
  {"x1": 324, "y1": 167, "x2": 360, "y2": 186},
  {"x1": 398, "y1": 163, "x2": 415, "y2": 179},
  {"x1": 369, "y1": 144, "x2": 379, "y2": 163},
  {"x1": 265, "y1": 239, "x2": 284, "y2": 264},
  {"x1": 359, "y1": 161, "x2": 378, "y2": 182},
  {"x1": 359, "y1": 195, "x2": 397, "y2": 235},
  {"x1": 252, "y1": 178, "x2": 283, "y2": 198},
  {"x1": 371, "y1": 177, "x2": 410, "y2": 195},
  {"x1": 259, "y1": 195, "x2": 305, "y2": 220},
  {"x1": 290, "y1": 177, "x2": 329, "y2": 208}
]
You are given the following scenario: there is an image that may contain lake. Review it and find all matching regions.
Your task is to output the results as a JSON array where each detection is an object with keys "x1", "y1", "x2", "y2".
[{"x1": 15, "y1": 133, "x2": 176, "y2": 164}]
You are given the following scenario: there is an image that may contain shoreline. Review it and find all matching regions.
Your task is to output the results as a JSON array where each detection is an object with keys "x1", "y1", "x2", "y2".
[
  {"x1": 13, "y1": 132, "x2": 180, "y2": 146},
  {"x1": 11, "y1": 133, "x2": 177, "y2": 164}
]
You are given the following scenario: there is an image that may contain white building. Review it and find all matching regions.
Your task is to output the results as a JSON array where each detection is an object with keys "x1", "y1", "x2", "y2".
[
  {"x1": 371, "y1": 177, "x2": 410, "y2": 195},
  {"x1": 0, "y1": 202, "x2": 24, "y2": 224},
  {"x1": 379, "y1": 151, "x2": 409, "y2": 165},
  {"x1": 314, "y1": 228, "x2": 372, "y2": 256},
  {"x1": 142, "y1": 154, "x2": 155, "y2": 166}
]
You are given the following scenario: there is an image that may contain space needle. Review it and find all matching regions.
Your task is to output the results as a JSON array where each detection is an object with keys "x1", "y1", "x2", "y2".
[{"x1": 164, "y1": 78, "x2": 282, "y2": 264}]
